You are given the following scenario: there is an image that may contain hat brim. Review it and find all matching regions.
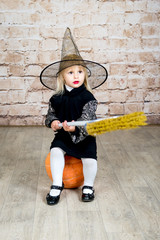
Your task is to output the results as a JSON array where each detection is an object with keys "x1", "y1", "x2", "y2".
[{"x1": 40, "y1": 59, "x2": 108, "y2": 90}]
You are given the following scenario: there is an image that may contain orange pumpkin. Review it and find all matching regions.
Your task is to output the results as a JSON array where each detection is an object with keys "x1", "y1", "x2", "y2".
[{"x1": 45, "y1": 153, "x2": 84, "y2": 189}]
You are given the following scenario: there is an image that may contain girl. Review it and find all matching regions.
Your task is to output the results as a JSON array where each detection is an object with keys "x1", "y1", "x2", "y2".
[
  {"x1": 40, "y1": 28, "x2": 108, "y2": 205},
  {"x1": 45, "y1": 64, "x2": 98, "y2": 205}
]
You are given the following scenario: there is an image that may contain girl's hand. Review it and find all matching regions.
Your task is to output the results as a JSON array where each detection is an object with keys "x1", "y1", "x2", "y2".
[
  {"x1": 62, "y1": 120, "x2": 75, "y2": 132},
  {"x1": 51, "y1": 120, "x2": 61, "y2": 131}
]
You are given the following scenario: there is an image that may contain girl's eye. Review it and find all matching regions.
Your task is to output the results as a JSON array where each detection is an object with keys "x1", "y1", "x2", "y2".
[
  {"x1": 79, "y1": 71, "x2": 82, "y2": 74},
  {"x1": 69, "y1": 71, "x2": 73, "y2": 74}
]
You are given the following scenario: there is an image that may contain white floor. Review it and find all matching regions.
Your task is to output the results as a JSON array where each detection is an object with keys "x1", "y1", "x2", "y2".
[{"x1": 0, "y1": 126, "x2": 160, "y2": 240}]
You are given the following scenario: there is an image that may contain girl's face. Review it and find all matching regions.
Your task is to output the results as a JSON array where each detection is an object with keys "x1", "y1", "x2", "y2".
[{"x1": 62, "y1": 65, "x2": 85, "y2": 88}]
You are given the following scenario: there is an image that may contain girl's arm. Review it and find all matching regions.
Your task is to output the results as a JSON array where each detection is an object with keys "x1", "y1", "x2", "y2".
[
  {"x1": 70, "y1": 100, "x2": 98, "y2": 144},
  {"x1": 45, "y1": 101, "x2": 59, "y2": 128}
]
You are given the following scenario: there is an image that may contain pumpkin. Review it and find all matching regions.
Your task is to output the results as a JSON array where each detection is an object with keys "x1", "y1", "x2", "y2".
[{"x1": 45, "y1": 153, "x2": 84, "y2": 189}]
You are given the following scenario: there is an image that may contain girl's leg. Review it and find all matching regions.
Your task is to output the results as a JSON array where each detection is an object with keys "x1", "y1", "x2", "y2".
[
  {"x1": 50, "y1": 147, "x2": 65, "y2": 196},
  {"x1": 81, "y1": 158, "x2": 97, "y2": 194}
]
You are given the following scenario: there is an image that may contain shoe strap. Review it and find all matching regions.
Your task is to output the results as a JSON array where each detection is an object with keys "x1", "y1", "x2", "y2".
[
  {"x1": 82, "y1": 186, "x2": 94, "y2": 191},
  {"x1": 51, "y1": 185, "x2": 64, "y2": 191}
]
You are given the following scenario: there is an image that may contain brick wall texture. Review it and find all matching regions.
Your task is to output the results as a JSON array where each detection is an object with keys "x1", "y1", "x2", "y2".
[{"x1": 0, "y1": 0, "x2": 160, "y2": 125}]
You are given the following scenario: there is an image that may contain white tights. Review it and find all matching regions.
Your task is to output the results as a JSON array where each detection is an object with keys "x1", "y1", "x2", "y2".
[{"x1": 50, "y1": 147, "x2": 97, "y2": 196}]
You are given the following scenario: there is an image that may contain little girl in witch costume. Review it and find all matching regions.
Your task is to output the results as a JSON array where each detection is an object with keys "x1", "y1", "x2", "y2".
[{"x1": 40, "y1": 28, "x2": 108, "y2": 205}]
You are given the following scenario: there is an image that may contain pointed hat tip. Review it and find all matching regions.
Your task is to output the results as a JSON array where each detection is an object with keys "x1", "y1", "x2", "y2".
[{"x1": 65, "y1": 27, "x2": 71, "y2": 34}]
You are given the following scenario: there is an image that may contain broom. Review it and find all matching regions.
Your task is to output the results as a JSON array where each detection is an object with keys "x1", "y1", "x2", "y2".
[{"x1": 59, "y1": 112, "x2": 147, "y2": 136}]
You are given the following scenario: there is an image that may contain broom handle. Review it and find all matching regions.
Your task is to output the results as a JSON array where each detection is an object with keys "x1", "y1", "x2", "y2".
[{"x1": 58, "y1": 117, "x2": 118, "y2": 127}]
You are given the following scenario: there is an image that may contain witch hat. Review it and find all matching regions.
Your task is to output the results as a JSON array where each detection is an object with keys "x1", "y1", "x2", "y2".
[{"x1": 40, "y1": 28, "x2": 108, "y2": 90}]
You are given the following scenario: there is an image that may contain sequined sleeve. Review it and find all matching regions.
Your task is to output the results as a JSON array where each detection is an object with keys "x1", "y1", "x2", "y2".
[
  {"x1": 45, "y1": 100, "x2": 59, "y2": 128},
  {"x1": 70, "y1": 100, "x2": 98, "y2": 143}
]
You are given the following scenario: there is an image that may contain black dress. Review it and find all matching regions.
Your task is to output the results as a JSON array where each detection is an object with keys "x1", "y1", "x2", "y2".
[{"x1": 45, "y1": 84, "x2": 98, "y2": 160}]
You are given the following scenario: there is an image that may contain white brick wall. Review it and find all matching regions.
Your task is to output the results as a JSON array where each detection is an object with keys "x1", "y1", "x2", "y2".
[{"x1": 0, "y1": 0, "x2": 160, "y2": 125}]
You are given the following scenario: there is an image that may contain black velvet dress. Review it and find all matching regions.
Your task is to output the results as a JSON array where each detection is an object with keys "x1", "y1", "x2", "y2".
[{"x1": 45, "y1": 84, "x2": 98, "y2": 160}]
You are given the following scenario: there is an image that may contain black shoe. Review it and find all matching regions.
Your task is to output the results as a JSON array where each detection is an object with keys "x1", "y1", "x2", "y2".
[
  {"x1": 46, "y1": 184, "x2": 64, "y2": 205},
  {"x1": 82, "y1": 186, "x2": 95, "y2": 202}
]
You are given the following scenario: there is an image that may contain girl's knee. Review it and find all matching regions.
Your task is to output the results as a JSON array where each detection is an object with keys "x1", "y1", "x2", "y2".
[{"x1": 51, "y1": 147, "x2": 65, "y2": 155}]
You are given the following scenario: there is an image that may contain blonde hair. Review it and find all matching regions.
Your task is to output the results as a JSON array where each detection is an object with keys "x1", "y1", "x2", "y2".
[{"x1": 55, "y1": 66, "x2": 92, "y2": 94}]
